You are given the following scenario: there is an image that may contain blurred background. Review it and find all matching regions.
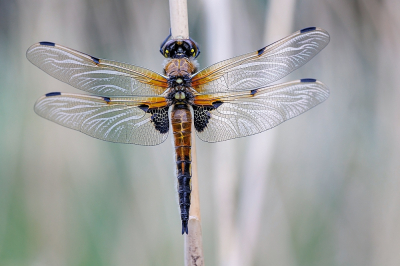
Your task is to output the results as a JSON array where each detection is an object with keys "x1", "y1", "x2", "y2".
[{"x1": 1, "y1": 0, "x2": 400, "y2": 265}]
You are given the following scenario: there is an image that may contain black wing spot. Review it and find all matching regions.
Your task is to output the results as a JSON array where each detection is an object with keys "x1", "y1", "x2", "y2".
[
  {"x1": 40, "y1": 42, "x2": 55, "y2": 46},
  {"x1": 250, "y1": 89, "x2": 258, "y2": 96},
  {"x1": 257, "y1": 47, "x2": 266, "y2": 56},
  {"x1": 193, "y1": 105, "x2": 214, "y2": 132},
  {"x1": 138, "y1": 104, "x2": 149, "y2": 112},
  {"x1": 300, "y1": 78, "x2": 317, "y2": 83},
  {"x1": 212, "y1": 101, "x2": 223, "y2": 109},
  {"x1": 148, "y1": 107, "x2": 169, "y2": 134},
  {"x1": 300, "y1": 27, "x2": 316, "y2": 33},
  {"x1": 45, "y1": 92, "x2": 61, "y2": 97},
  {"x1": 91, "y1": 56, "x2": 100, "y2": 64},
  {"x1": 103, "y1": 97, "x2": 111, "y2": 103}
]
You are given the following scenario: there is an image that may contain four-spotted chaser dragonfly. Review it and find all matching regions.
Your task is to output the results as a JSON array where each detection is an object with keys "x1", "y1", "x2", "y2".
[{"x1": 27, "y1": 27, "x2": 330, "y2": 234}]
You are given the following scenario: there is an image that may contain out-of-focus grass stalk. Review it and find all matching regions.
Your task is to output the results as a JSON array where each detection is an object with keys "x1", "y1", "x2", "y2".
[
  {"x1": 202, "y1": 0, "x2": 235, "y2": 266},
  {"x1": 168, "y1": 0, "x2": 204, "y2": 265},
  {"x1": 169, "y1": 0, "x2": 189, "y2": 38},
  {"x1": 226, "y1": 0, "x2": 296, "y2": 265}
]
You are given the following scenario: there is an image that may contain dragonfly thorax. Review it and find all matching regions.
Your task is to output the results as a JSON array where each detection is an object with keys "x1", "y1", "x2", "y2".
[
  {"x1": 167, "y1": 75, "x2": 192, "y2": 88},
  {"x1": 167, "y1": 87, "x2": 194, "y2": 105}
]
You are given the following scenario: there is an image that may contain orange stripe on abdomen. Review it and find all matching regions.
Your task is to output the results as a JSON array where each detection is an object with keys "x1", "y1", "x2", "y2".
[{"x1": 171, "y1": 104, "x2": 192, "y2": 234}]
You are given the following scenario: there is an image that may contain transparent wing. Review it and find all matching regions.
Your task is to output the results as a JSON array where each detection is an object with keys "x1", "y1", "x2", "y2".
[
  {"x1": 27, "y1": 42, "x2": 168, "y2": 96},
  {"x1": 193, "y1": 79, "x2": 329, "y2": 142},
  {"x1": 192, "y1": 27, "x2": 330, "y2": 94},
  {"x1": 34, "y1": 93, "x2": 170, "y2": 145}
]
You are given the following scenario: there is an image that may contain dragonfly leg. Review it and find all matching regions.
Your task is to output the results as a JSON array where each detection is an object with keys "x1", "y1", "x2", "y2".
[{"x1": 160, "y1": 28, "x2": 172, "y2": 55}]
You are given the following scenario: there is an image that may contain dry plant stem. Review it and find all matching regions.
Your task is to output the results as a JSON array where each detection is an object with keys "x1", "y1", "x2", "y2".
[
  {"x1": 169, "y1": 0, "x2": 204, "y2": 265},
  {"x1": 228, "y1": 1, "x2": 297, "y2": 265},
  {"x1": 169, "y1": 0, "x2": 189, "y2": 39}
]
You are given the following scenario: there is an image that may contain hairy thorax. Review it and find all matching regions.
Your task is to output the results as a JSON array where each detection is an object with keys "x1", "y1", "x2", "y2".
[
  {"x1": 164, "y1": 58, "x2": 197, "y2": 77},
  {"x1": 164, "y1": 58, "x2": 198, "y2": 106}
]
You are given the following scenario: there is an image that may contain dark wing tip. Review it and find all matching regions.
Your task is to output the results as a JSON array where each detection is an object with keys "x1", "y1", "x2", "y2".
[
  {"x1": 45, "y1": 92, "x2": 61, "y2": 97},
  {"x1": 300, "y1": 78, "x2": 317, "y2": 83},
  {"x1": 39, "y1": 41, "x2": 56, "y2": 46},
  {"x1": 300, "y1": 27, "x2": 317, "y2": 33}
]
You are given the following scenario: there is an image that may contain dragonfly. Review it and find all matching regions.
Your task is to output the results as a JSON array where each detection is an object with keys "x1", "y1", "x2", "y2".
[{"x1": 27, "y1": 26, "x2": 330, "y2": 234}]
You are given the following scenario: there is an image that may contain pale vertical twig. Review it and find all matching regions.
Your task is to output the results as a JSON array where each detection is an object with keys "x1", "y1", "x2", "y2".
[
  {"x1": 169, "y1": 0, "x2": 189, "y2": 39},
  {"x1": 228, "y1": 0, "x2": 297, "y2": 265},
  {"x1": 168, "y1": 0, "x2": 204, "y2": 265},
  {"x1": 202, "y1": 0, "x2": 236, "y2": 265}
]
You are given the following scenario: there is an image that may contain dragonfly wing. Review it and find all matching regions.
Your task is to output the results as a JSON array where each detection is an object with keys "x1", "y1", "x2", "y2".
[
  {"x1": 193, "y1": 79, "x2": 329, "y2": 142},
  {"x1": 27, "y1": 42, "x2": 168, "y2": 96},
  {"x1": 34, "y1": 93, "x2": 170, "y2": 145},
  {"x1": 192, "y1": 27, "x2": 330, "y2": 94}
]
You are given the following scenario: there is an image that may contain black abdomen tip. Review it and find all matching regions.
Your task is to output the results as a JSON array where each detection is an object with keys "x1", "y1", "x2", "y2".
[
  {"x1": 45, "y1": 92, "x2": 61, "y2": 97},
  {"x1": 300, "y1": 78, "x2": 317, "y2": 83},
  {"x1": 300, "y1": 27, "x2": 316, "y2": 33},
  {"x1": 40, "y1": 41, "x2": 55, "y2": 46},
  {"x1": 182, "y1": 220, "x2": 188, "y2": 235}
]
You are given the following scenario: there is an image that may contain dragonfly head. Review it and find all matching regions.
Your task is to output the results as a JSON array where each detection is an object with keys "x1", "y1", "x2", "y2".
[{"x1": 161, "y1": 38, "x2": 200, "y2": 59}]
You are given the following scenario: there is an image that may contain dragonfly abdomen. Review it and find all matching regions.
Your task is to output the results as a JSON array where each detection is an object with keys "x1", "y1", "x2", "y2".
[{"x1": 171, "y1": 104, "x2": 192, "y2": 234}]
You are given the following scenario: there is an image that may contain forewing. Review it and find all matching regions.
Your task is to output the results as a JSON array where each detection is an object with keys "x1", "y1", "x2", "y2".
[
  {"x1": 27, "y1": 42, "x2": 168, "y2": 96},
  {"x1": 193, "y1": 79, "x2": 329, "y2": 142},
  {"x1": 192, "y1": 27, "x2": 330, "y2": 94},
  {"x1": 34, "y1": 93, "x2": 170, "y2": 145}
]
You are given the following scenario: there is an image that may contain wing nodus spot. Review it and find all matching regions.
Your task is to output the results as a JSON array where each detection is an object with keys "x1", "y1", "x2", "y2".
[
  {"x1": 250, "y1": 89, "x2": 258, "y2": 96},
  {"x1": 91, "y1": 56, "x2": 100, "y2": 64},
  {"x1": 103, "y1": 97, "x2": 111, "y2": 103},
  {"x1": 257, "y1": 47, "x2": 266, "y2": 56}
]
